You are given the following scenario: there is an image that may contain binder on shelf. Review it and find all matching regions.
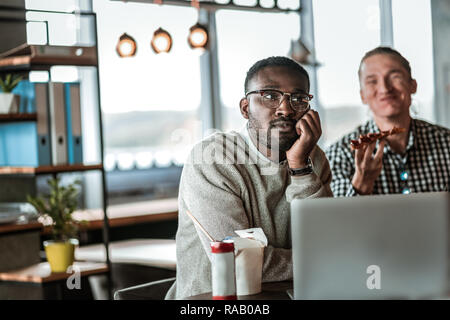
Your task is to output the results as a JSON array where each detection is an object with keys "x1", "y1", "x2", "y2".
[
  {"x1": 0, "y1": 122, "x2": 38, "y2": 166},
  {"x1": 0, "y1": 43, "x2": 98, "y2": 67},
  {"x1": 12, "y1": 79, "x2": 34, "y2": 113},
  {"x1": 64, "y1": 82, "x2": 83, "y2": 164},
  {"x1": 35, "y1": 82, "x2": 52, "y2": 166},
  {"x1": 0, "y1": 126, "x2": 5, "y2": 165},
  {"x1": 0, "y1": 82, "x2": 49, "y2": 167},
  {"x1": 49, "y1": 82, "x2": 67, "y2": 165}
]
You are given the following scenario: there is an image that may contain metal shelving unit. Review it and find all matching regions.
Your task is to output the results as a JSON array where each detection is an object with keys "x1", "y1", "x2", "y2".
[{"x1": 0, "y1": 8, "x2": 113, "y2": 300}]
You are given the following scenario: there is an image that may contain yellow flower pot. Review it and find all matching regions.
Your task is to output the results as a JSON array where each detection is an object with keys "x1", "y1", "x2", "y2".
[{"x1": 43, "y1": 239, "x2": 79, "y2": 273}]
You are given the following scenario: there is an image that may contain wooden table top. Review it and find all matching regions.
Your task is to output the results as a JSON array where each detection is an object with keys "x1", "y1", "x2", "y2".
[
  {"x1": 0, "y1": 221, "x2": 43, "y2": 235},
  {"x1": 0, "y1": 198, "x2": 178, "y2": 235},
  {"x1": 0, "y1": 261, "x2": 108, "y2": 283},
  {"x1": 185, "y1": 281, "x2": 293, "y2": 300},
  {"x1": 40, "y1": 197, "x2": 178, "y2": 233}
]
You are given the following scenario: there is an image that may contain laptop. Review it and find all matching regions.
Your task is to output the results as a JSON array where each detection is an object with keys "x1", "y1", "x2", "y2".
[{"x1": 290, "y1": 192, "x2": 450, "y2": 300}]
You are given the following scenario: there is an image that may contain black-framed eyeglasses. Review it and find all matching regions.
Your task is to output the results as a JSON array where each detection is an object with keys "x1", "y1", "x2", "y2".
[{"x1": 245, "y1": 89, "x2": 313, "y2": 112}]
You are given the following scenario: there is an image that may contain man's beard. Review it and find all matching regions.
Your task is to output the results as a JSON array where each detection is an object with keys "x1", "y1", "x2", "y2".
[{"x1": 248, "y1": 114, "x2": 299, "y2": 152}]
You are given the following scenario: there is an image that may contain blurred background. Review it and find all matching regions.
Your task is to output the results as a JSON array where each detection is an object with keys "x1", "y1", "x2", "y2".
[
  {"x1": 0, "y1": 0, "x2": 449, "y2": 300},
  {"x1": 12, "y1": 0, "x2": 445, "y2": 205}
]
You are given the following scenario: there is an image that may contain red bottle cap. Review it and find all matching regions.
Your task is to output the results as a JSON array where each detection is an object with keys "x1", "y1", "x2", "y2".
[{"x1": 210, "y1": 241, "x2": 234, "y2": 253}]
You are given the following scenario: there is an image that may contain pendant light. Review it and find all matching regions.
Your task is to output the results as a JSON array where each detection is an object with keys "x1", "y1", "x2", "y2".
[
  {"x1": 187, "y1": 0, "x2": 209, "y2": 50},
  {"x1": 151, "y1": 27, "x2": 173, "y2": 54},
  {"x1": 116, "y1": 33, "x2": 137, "y2": 58}
]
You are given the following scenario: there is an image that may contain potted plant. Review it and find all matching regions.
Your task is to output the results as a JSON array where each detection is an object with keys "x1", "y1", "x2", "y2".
[
  {"x1": 27, "y1": 177, "x2": 82, "y2": 273},
  {"x1": 0, "y1": 74, "x2": 23, "y2": 113}
]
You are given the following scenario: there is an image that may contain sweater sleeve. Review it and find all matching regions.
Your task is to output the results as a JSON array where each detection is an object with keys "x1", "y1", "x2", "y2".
[
  {"x1": 179, "y1": 161, "x2": 251, "y2": 252},
  {"x1": 179, "y1": 160, "x2": 293, "y2": 283},
  {"x1": 263, "y1": 146, "x2": 333, "y2": 281},
  {"x1": 285, "y1": 145, "x2": 334, "y2": 202}
]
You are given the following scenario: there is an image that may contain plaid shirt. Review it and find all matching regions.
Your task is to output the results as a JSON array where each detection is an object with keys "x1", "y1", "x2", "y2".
[{"x1": 325, "y1": 118, "x2": 450, "y2": 197}]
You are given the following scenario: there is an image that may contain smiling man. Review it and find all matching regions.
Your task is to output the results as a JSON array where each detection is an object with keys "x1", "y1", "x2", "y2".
[
  {"x1": 326, "y1": 47, "x2": 450, "y2": 196},
  {"x1": 165, "y1": 56, "x2": 332, "y2": 299}
]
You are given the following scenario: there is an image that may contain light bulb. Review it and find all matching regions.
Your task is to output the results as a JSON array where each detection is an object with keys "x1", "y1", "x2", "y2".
[
  {"x1": 188, "y1": 23, "x2": 209, "y2": 49},
  {"x1": 116, "y1": 33, "x2": 137, "y2": 57},
  {"x1": 151, "y1": 28, "x2": 172, "y2": 54}
]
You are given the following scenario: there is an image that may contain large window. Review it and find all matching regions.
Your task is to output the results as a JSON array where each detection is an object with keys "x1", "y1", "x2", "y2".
[
  {"x1": 94, "y1": 0, "x2": 202, "y2": 171},
  {"x1": 392, "y1": 0, "x2": 434, "y2": 123},
  {"x1": 313, "y1": 0, "x2": 436, "y2": 148},
  {"x1": 313, "y1": 0, "x2": 380, "y2": 148},
  {"x1": 92, "y1": 0, "x2": 205, "y2": 201},
  {"x1": 25, "y1": 0, "x2": 80, "y2": 46},
  {"x1": 216, "y1": 8, "x2": 300, "y2": 133}
]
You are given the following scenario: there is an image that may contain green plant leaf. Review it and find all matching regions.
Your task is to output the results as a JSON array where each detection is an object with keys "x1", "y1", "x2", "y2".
[
  {"x1": 9, "y1": 76, "x2": 23, "y2": 90},
  {"x1": 26, "y1": 177, "x2": 81, "y2": 241},
  {"x1": 0, "y1": 74, "x2": 23, "y2": 93},
  {"x1": 0, "y1": 77, "x2": 5, "y2": 92}
]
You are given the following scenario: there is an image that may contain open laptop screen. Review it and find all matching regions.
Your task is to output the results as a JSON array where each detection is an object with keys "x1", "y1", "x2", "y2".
[{"x1": 290, "y1": 192, "x2": 449, "y2": 299}]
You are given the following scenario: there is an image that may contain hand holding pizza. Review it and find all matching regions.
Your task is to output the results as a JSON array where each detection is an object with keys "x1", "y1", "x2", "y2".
[
  {"x1": 351, "y1": 139, "x2": 386, "y2": 195},
  {"x1": 349, "y1": 127, "x2": 404, "y2": 195}
]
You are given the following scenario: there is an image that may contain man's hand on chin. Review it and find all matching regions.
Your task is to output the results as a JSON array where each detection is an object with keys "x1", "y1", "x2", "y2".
[{"x1": 286, "y1": 110, "x2": 322, "y2": 168}]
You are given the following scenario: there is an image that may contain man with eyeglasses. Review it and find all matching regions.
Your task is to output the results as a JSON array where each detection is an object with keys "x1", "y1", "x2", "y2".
[
  {"x1": 166, "y1": 56, "x2": 332, "y2": 299},
  {"x1": 326, "y1": 47, "x2": 450, "y2": 197}
]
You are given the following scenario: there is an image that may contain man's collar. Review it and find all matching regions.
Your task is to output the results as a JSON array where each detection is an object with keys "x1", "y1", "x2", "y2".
[
  {"x1": 239, "y1": 122, "x2": 287, "y2": 166},
  {"x1": 367, "y1": 119, "x2": 379, "y2": 133},
  {"x1": 239, "y1": 122, "x2": 271, "y2": 163},
  {"x1": 406, "y1": 118, "x2": 416, "y2": 152}
]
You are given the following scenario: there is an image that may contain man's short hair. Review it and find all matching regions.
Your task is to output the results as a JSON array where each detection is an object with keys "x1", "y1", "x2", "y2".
[
  {"x1": 244, "y1": 56, "x2": 310, "y2": 94},
  {"x1": 358, "y1": 46, "x2": 412, "y2": 79}
]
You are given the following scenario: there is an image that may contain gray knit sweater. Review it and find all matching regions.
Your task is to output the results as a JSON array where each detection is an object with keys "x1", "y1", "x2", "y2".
[{"x1": 165, "y1": 125, "x2": 333, "y2": 299}]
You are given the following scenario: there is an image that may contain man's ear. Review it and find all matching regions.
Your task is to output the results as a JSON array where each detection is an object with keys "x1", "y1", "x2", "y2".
[
  {"x1": 240, "y1": 98, "x2": 249, "y2": 119},
  {"x1": 410, "y1": 78, "x2": 417, "y2": 94},
  {"x1": 360, "y1": 89, "x2": 368, "y2": 105}
]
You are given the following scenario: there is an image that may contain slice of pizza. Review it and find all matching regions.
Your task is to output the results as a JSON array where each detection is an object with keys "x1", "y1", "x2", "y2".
[{"x1": 350, "y1": 127, "x2": 406, "y2": 150}]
